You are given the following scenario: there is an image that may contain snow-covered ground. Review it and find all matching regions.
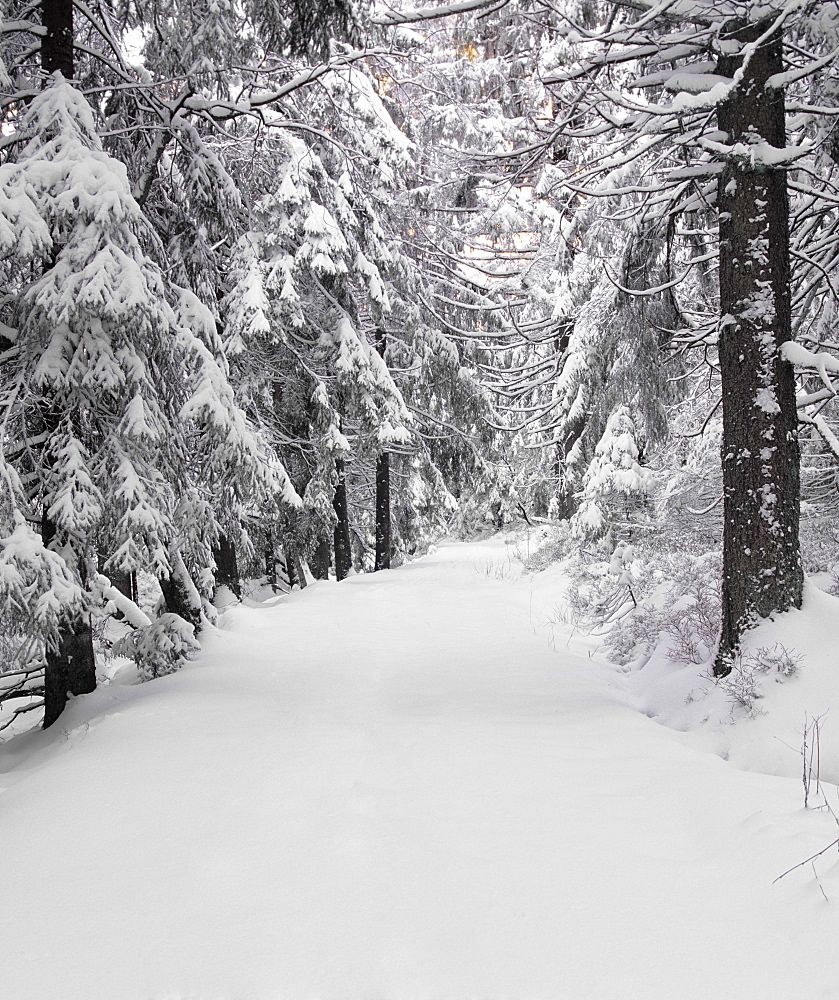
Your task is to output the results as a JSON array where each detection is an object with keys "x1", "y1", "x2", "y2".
[{"x1": 3, "y1": 537, "x2": 839, "y2": 999}]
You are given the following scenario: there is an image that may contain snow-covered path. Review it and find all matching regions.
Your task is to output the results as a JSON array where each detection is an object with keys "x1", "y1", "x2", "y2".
[{"x1": 2, "y1": 540, "x2": 838, "y2": 999}]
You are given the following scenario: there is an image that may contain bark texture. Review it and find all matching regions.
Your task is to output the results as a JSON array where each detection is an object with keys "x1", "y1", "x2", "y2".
[
  {"x1": 286, "y1": 540, "x2": 307, "y2": 590},
  {"x1": 106, "y1": 566, "x2": 138, "y2": 621},
  {"x1": 42, "y1": 515, "x2": 96, "y2": 729},
  {"x1": 43, "y1": 616, "x2": 96, "y2": 728},
  {"x1": 107, "y1": 567, "x2": 138, "y2": 604},
  {"x1": 715, "y1": 20, "x2": 803, "y2": 673},
  {"x1": 311, "y1": 537, "x2": 331, "y2": 580},
  {"x1": 374, "y1": 330, "x2": 391, "y2": 571},
  {"x1": 264, "y1": 536, "x2": 278, "y2": 591},
  {"x1": 213, "y1": 533, "x2": 241, "y2": 598},
  {"x1": 41, "y1": 0, "x2": 74, "y2": 77},
  {"x1": 160, "y1": 556, "x2": 202, "y2": 632},
  {"x1": 333, "y1": 457, "x2": 352, "y2": 581},
  {"x1": 375, "y1": 451, "x2": 391, "y2": 571},
  {"x1": 40, "y1": 0, "x2": 90, "y2": 729}
]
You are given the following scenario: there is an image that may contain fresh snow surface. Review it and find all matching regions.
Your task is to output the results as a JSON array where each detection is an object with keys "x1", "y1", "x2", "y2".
[{"x1": 3, "y1": 537, "x2": 839, "y2": 999}]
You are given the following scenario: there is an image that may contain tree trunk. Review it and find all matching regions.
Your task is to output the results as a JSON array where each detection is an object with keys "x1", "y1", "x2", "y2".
[
  {"x1": 160, "y1": 554, "x2": 202, "y2": 632},
  {"x1": 374, "y1": 329, "x2": 392, "y2": 571},
  {"x1": 106, "y1": 566, "x2": 138, "y2": 619},
  {"x1": 333, "y1": 457, "x2": 352, "y2": 581},
  {"x1": 212, "y1": 532, "x2": 241, "y2": 598},
  {"x1": 43, "y1": 615, "x2": 96, "y2": 728},
  {"x1": 42, "y1": 514, "x2": 96, "y2": 729},
  {"x1": 264, "y1": 534, "x2": 278, "y2": 591},
  {"x1": 39, "y1": 0, "x2": 90, "y2": 729},
  {"x1": 714, "y1": 19, "x2": 802, "y2": 673},
  {"x1": 375, "y1": 451, "x2": 391, "y2": 571},
  {"x1": 286, "y1": 539, "x2": 307, "y2": 590},
  {"x1": 41, "y1": 0, "x2": 74, "y2": 77},
  {"x1": 554, "y1": 448, "x2": 577, "y2": 521},
  {"x1": 312, "y1": 536, "x2": 331, "y2": 580}
]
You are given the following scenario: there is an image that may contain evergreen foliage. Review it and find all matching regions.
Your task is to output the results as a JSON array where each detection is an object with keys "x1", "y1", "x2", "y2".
[{"x1": 3, "y1": 0, "x2": 839, "y2": 726}]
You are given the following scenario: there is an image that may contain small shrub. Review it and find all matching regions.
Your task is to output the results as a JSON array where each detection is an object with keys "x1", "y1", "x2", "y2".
[
  {"x1": 718, "y1": 643, "x2": 801, "y2": 715},
  {"x1": 750, "y1": 643, "x2": 802, "y2": 677},
  {"x1": 559, "y1": 556, "x2": 636, "y2": 635},
  {"x1": 719, "y1": 652, "x2": 765, "y2": 716},
  {"x1": 523, "y1": 524, "x2": 576, "y2": 573},
  {"x1": 605, "y1": 552, "x2": 721, "y2": 666},
  {"x1": 113, "y1": 613, "x2": 200, "y2": 680}
]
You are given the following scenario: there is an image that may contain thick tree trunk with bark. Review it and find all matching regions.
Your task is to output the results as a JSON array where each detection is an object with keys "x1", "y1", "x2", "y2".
[
  {"x1": 714, "y1": 20, "x2": 803, "y2": 673},
  {"x1": 333, "y1": 457, "x2": 352, "y2": 581},
  {"x1": 43, "y1": 615, "x2": 96, "y2": 728},
  {"x1": 42, "y1": 515, "x2": 95, "y2": 729},
  {"x1": 41, "y1": 0, "x2": 74, "y2": 77},
  {"x1": 213, "y1": 533, "x2": 241, "y2": 598}
]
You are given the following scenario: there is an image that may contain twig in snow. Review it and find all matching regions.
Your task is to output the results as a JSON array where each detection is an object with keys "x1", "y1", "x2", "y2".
[{"x1": 773, "y1": 838, "x2": 839, "y2": 884}]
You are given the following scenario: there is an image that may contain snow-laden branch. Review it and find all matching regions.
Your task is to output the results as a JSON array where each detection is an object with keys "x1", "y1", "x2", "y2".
[
  {"x1": 173, "y1": 48, "x2": 397, "y2": 120},
  {"x1": 371, "y1": 0, "x2": 507, "y2": 25},
  {"x1": 0, "y1": 661, "x2": 45, "y2": 727},
  {"x1": 800, "y1": 411, "x2": 839, "y2": 462},
  {"x1": 782, "y1": 341, "x2": 839, "y2": 394},
  {"x1": 92, "y1": 574, "x2": 152, "y2": 630},
  {"x1": 0, "y1": 698, "x2": 43, "y2": 733},
  {"x1": 603, "y1": 250, "x2": 717, "y2": 298},
  {"x1": 766, "y1": 42, "x2": 839, "y2": 89}
]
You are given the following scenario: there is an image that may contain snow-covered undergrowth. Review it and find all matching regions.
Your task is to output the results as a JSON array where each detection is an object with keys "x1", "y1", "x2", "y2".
[
  {"x1": 520, "y1": 522, "x2": 839, "y2": 787},
  {"x1": 3, "y1": 536, "x2": 839, "y2": 999}
]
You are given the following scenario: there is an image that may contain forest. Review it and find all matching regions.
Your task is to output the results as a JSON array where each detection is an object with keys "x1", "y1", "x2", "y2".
[
  {"x1": 3, "y1": 0, "x2": 838, "y2": 730},
  {"x1": 5, "y1": 2, "x2": 839, "y2": 997}
]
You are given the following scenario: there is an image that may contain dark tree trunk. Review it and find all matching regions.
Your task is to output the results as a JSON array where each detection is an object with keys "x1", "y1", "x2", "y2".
[
  {"x1": 333, "y1": 458, "x2": 352, "y2": 581},
  {"x1": 714, "y1": 20, "x2": 803, "y2": 673},
  {"x1": 41, "y1": 0, "x2": 74, "y2": 77},
  {"x1": 106, "y1": 566, "x2": 138, "y2": 618},
  {"x1": 264, "y1": 534, "x2": 278, "y2": 591},
  {"x1": 38, "y1": 0, "x2": 92, "y2": 728},
  {"x1": 281, "y1": 540, "x2": 297, "y2": 588},
  {"x1": 106, "y1": 566, "x2": 137, "y2": 602},
  {"x1": 554, "y1": 423, "x2": 585, "y2": 520},
  {"x1": 42, "y1": 514, "x2": 96, "y2": 729},
  {"x1": 213, "y1": 533, "x2": 241, "y2": 598},
  {"x1": 159, "y1": 557, "x2": 202, "y2": 632},
  {"x1": 375, "y1": 451, "x2": 391, "y2": 571},
  {"x1": 286, "y1": 539, "x2": 307, "y2": 590},
  {"x1": 554, "y1": 453, "x2": 576, "y2": 521},
  {"x1": 312, "y1": 536, "x2": 331, "y2": 580},
  {"x1": 374, "y1": 330, "x2": 392, "y2": 571},
  {"x1": 551, "y1": 321, "x2": 579, "y2": 520},
  {"x1": 43, "y1": 616, "x2": 96, "y2": 728}
]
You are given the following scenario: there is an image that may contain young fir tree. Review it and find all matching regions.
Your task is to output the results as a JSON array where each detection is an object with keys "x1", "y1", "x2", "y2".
[{"x1": 571, "y1": 405, "x2": 654, "y2": 545}]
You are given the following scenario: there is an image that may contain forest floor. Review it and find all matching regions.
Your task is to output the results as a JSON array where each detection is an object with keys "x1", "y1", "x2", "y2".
[{"x1": 2, "y1": 537, "x2": 839, "y2": 999}]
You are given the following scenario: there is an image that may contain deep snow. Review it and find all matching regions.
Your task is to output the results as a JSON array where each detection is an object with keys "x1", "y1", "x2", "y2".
[{"x1": 2, "y1": 537, "x2": 839, "y2": 999}]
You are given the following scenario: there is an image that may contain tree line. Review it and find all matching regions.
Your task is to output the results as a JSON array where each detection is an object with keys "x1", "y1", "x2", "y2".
[{"x1": 2, "y1": 0, "x2": 839, "y2": 728}]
